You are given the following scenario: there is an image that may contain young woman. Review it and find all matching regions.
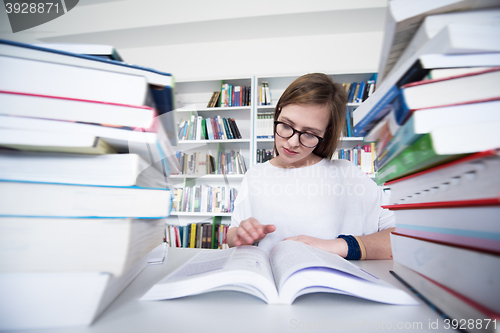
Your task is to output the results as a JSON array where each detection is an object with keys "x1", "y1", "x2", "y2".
[{"x1": 227, "y1": 73, "x2": 395, "y2": 260}]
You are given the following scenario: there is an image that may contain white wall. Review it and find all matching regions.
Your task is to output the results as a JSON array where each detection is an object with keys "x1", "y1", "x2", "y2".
[
  {"x1": 0, "y1": 0, "x2": 386, "y2": 81},
  {"x1": 121, "y1": 31, "x2": 383, "y2": 82}
]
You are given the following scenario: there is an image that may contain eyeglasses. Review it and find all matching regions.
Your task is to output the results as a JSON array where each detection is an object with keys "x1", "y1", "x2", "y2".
[{"x1": 274, "y1": 121, "x2": 324, "y2": 148}]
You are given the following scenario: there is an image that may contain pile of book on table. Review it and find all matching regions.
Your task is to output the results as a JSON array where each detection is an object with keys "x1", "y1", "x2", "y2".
[
  {"x1": 353, "y1": 2, "x2": 500, "y2": 331},
  {"x1": 0, "y1": 39, "x2": 179, "y2": 331}
]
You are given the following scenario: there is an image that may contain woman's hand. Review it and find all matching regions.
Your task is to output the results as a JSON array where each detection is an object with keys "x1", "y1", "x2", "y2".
[
  {"x1": 284, "y1": 235, "x2": 348, "y2": 258},
  {"x1": 228, "y1": 217, "x2": 276, "y2": 247}
]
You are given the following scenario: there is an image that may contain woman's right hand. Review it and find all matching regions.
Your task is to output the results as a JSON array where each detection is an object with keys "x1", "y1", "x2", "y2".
[{"x1": 229, "y1": 217, "x2": 276, "y2": 247}]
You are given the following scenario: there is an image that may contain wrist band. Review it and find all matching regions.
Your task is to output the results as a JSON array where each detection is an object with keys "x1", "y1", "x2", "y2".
[
  {"x1": 337, "y1": 235, "x2": 364, "y2": 260},
  {"x1": 353, "y1": 236, "x2": 367, "y2": 260}
]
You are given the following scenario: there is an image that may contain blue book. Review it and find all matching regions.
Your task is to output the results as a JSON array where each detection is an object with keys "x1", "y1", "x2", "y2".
[
  {"x1": 345, "y1": 106, "x2": 352, "y2": 137},
  {"x1": 356, "y1": 81, "x2": 366, "y2": 103},
  {"x1": 348, "y1": 82, "x2": 357, "y2": 103}
]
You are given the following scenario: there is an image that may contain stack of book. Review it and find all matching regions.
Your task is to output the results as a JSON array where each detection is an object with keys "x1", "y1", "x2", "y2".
[
  {"x1": 177, "y1": 115, "x2": 242, "y2": 141},
  {"x1": 353, "y1": 2, "x2": 500, "y2": 330},
  {"x1": 0, "y1": 40, "x2": 178, "y2": 330},
  {"x1": 174, "y1": 150, "x2": 246, "y2": 176},
  {"x1": 166, "y1": 219, "x2": 229, "y2": 249}
]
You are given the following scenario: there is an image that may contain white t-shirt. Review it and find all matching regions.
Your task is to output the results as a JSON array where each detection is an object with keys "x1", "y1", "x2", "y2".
[{"x1": 230, "y1": 158, "x2": 394, "y2": 252}]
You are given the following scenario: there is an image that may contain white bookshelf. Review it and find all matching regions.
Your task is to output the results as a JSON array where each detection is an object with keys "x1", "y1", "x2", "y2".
[{"x1": 170, "y1": 77, "x2": 253, "y2": 225}]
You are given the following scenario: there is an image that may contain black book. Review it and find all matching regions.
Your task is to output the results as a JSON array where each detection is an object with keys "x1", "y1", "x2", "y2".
[{"x1": 229, "y1": 118, "x2": 242, "y2": 139}]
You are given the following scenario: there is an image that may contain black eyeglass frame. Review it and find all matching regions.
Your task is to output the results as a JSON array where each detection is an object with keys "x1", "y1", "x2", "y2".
[{"x1": 274, "y1": 120, "x2": 324, "y2": 148}]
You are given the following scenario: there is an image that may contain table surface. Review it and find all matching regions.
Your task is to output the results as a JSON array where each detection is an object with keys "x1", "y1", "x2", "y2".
[{"x1": 9, "y1": 247, "x2": 452, "y2": 333}]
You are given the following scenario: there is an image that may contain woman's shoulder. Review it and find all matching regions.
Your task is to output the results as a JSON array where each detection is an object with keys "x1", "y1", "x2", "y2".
[{"x1": 322, "y1": 158, "x2": 374, "y2": 182}]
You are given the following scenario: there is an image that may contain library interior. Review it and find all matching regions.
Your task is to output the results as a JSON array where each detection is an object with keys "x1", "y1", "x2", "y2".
[{"x1": 0, "y1": 1, "x2": 499, "y2": 332}]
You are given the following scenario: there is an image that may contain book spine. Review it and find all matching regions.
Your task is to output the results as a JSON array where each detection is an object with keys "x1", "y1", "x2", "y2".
[{"x1": 376, "y1": 133, "x2": 459, "y2": 185}]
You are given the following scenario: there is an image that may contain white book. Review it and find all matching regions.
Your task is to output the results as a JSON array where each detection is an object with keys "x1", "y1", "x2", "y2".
[
  {"x1": 0, "y1": 129, "x2": 117, "y2": 155},
  {"x1": 0, "y1": 254, "x2": 148, "y2": 331},
  {"x1": 0, "y1": 55, "x2": 149, "y2": 106},
  {"x1": 205, "y1": 117, "x2": 214, "y2": 140},
  {"x1": 0, "y1": 217, "x2": 164, "y2": 276},
  {"x1": 391, "y1": 233, "x2": 500, "y2": 313},
  {"x1": 392, "y1": 263, "x2": 500, "y2": 333},
  {"x1": 140, "y1": 241, "x2": 418, "y2": 305},
  {"x1": 0, "y1": 90, "x2": 156, "y2": 128},
  {"x1": 354, "y1": 24, "x2": 500, "y2": 128},
  {"x1": 0, "y1": 151, "x2": 167, "y2": 188},
  {"x1": 377, "y1": 0, "x2": 499, "y2": 83},
  {"x1": 385, "y1": 151, "x2": 500, "y2": 205},
  {"x1": 0, "y1": 180, "x2": 171, "y2": 218},
  {"x1": 390, "y1": 8, "x2": 500, "y2": 78},
  {"x1": 0, "y1": 40, "x2": 172, "y2": 87},
  {"x1": 33, "y1": 42, "x2": 124, "y2": 61},
  {"x1": 0, "y1": 115, "x2": 179, "y2": 176},
  {"x1": 196, "y1": 116, "x2": 203, "y2": 140}
]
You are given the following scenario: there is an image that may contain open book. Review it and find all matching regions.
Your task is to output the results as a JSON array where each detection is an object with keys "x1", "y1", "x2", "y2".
[{"x1": 140, "y1": 241, "x2": 418, "y2": 305}]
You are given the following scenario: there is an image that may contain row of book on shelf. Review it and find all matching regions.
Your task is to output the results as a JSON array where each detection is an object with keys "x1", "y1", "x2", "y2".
[
  {"x1": 256, "y1": 112, "x2": 274, "y2": 139},
  {"x1": 171, "y1": 185, "x2": 237, "y2": 214},
  {"x1": 0, "y1": 39, "x2": 179, "y2": 331},
  {"x1": 258, "y1": 81, "x2": 272, "y2": 105},
  {"x1": 343, "y1": 80, "x2": 376, "y2": 104},
  {"x1": 333, "y1": 144, "x2": 375, "y2": 176},
  {"x1": 177, "y1": 115, "x2": 242, "y2": 141},
  {"x1": 207, "y1": 83, "x2": 251, "y2": 108},
  {"x1": 174, "y1": 150, "x2": 247, "y2": 175},
  {"x1": 256, "y1": 149, "x2": 274, "y2": 164},
  {"x1": 165, "y1": 220, "x2": 230, "y2": 250},
  {"x1": 353, "y1": 3, "x2": 500, "y2": 330}
]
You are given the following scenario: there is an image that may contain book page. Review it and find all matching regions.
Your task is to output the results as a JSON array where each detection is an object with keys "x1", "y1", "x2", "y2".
[
  {"x1": 269, "y1": 241, "x2": 381, "y2": 291},
  {"x1": 139, "y1": 246, "x2": 280, "y2": 303},
  {"x1": 166, "y1": 246, "x2": 273, "y2": 283}
]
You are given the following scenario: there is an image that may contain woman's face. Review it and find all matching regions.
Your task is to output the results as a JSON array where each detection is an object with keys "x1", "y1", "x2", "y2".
[{"x1": 274, "y1": 103, "x2": 330, "y2": 168}]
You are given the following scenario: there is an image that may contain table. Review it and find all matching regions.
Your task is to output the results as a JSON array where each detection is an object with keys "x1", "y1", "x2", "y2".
[{"x1": 8, "y1": 248, "x2": 450, "y2": 333}]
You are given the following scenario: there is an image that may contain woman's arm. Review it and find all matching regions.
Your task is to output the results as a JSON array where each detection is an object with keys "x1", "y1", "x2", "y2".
[{"x1": 284, "y1": 227, "x2": 395, "y2": 260}]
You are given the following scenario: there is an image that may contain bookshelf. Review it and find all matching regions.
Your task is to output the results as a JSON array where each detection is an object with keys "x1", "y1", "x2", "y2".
[
  {"x1": 170, "y1": 73, "x2": 377, "y2": 227},
  {"x1": 171, "y1": 77, "x2": 253, "y2": 227}
]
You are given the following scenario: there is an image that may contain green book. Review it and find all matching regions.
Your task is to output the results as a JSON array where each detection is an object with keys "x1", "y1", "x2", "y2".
[
  {"x1": 201, "y1": 118, "x2": 207, "y2": 140},
  {"x1": 376, "y1": 133, "x2": 463, "y2": 185},
  {"x1": 211, "y1": 216, "x2": 221, "y2": 249}
]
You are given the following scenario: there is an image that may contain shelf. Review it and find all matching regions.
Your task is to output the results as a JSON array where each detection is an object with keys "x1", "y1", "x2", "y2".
[
  {"x1": 176, "y1": 106, "x2": 251, "y2": 112},
  {"x1": 170, "y1": 212, "x2": 233, "y2": 217},
  {"x1": 170, "y1": 174, "x2": 245, "y2": 180},
  {"x1": 177, "y1": 139, "x2": 251, "y2": 144},
  {"x1": 340, "y1": 137, "x2": 365, "y2": 141},
  {"x1": 256, "y1": 138, "x2": 274, "y2": 143}
]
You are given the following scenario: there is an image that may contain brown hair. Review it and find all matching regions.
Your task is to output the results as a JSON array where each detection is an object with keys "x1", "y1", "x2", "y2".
[{"x1": 274, "y1": 73, "x2": 347, "y2": 159}]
